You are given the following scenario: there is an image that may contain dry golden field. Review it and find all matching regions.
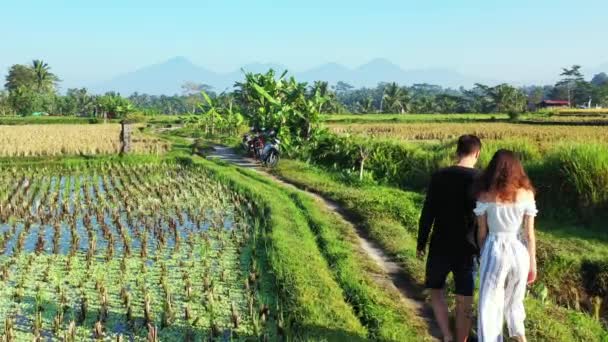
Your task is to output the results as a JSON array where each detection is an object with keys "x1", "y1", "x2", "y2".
[
  {"x1": 0, "y1": 124, "x2": 169, "y2": 157},
  {"x1": 328, "y1": 122, "x2": 608, "y2": 144}
]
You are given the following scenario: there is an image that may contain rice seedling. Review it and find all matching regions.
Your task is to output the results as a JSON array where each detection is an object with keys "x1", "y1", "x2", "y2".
[
  {"x1": 0, "y1": 162, "x2": 271, "y2": 340},
  {"x1": 3, "y1": 316, "x2": 15, "y2": 342}
]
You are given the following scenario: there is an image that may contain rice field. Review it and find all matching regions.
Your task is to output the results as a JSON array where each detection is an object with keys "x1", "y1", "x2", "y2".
[
  {"x1": 0, "y1": 125, "x2": 169, "y2": 157},
  {"x1": 0, "y1": 162, "x2": 269, "y2": 341},
  {"x1": 328, "y1": 122, "x2": 608, "y2": 144}
]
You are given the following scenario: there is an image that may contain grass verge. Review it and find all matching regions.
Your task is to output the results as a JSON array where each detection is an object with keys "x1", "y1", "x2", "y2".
[
  {"x1": 195, "y1": 158, "x2": 367, "y2": 341},
  {"x1": 271, "y1": 158, "x2": 608, "y2": 341},
  {"x1": 230, "y1": 164, "x2": 433, "y2": 341}
]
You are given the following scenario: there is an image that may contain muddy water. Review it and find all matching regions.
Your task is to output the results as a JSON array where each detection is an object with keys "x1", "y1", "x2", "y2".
[{"x1": 0, "y1": 174, "x2": 237, "y2": 256}]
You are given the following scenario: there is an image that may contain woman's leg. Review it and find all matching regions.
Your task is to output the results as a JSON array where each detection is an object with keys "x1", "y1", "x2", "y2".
[
  {"x1": 477, "y1": 240, "x2": 507, "y2": 342},
  {"x1": 504, "y1": 244, "x2": 529, "y2": 339}
]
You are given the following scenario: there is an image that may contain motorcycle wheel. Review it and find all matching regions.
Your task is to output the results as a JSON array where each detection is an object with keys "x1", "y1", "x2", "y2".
[{"x1": 266, "y1": 151, "x2": 279, "y2": 167}]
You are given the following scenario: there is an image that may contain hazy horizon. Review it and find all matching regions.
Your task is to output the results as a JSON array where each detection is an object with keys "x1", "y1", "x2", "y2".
[{"x1": 2, "y1": 0, "x2": 608, "y2": 89}]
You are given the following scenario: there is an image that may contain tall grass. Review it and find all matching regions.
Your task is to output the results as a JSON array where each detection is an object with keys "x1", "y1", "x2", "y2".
[
  {"x1": 301, "y1": 134, "x2": 608, "y2": 222},
  {"x1": 542, "y1": 144, "x2": 608, "y2": 217}
]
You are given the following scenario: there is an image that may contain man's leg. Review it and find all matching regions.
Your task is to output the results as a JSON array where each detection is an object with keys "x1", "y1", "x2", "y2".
[
  {"x1": 430, "y1": 289, "x2": 453, "y2": 341},
  {"x1": 453, "y1": 255, "x2": 476, "y2": 342},
  {"x1": 455, "y1": 295, "x2": 473, "y2": 342},
  {"x1": 426, "y1": 253, "x2": 453, "y2": 341}
]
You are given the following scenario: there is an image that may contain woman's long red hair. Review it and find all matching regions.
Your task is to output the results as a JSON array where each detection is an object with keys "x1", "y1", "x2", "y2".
[{"x1": 475, "y1": 149, "x2": 534, "y2": 202}]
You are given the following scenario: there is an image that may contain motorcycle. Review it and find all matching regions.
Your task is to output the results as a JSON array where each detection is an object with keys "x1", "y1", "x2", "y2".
[
  {"x1": 260, "y1": 130, "x2": 280, "y2": 167},
  {"x1": 242, "y1": 128, "x2": 256, "y2": 156},
  {"x1": 252, "y1": 130, "x2": 266, "y2": 160}
]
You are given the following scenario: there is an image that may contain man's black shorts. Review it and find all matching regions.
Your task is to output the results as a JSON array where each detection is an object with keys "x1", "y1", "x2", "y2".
[{"x1": 425, "y1": 252, "x2": 475, "y2": 296}]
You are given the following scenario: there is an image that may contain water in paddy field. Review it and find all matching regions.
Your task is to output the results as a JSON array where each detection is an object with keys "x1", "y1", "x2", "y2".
[
  {"x1": 0, "y1": 165, "x2": 262, "y2": 341},
  {"x1": 0, "y1": 172, "x2": 237, "y2": 257}
]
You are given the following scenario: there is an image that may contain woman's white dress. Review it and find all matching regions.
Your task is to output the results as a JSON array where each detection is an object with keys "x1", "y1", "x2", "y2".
[{"x1": 474, "y1": 200, "x2": 537, "y2": 341}]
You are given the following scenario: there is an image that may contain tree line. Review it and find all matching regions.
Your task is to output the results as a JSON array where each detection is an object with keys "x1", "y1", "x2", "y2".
[
  {"x1": 332, "y1": 65, "x2": 608, "y2": 114},
  {"x1": 2, "y1": 60, "x2": 608, "y2": 117}
]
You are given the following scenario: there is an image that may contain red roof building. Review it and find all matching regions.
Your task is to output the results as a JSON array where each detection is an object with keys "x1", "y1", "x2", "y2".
[{"x1": 537, "y1": 100, "x2": 570, "y2": 108}]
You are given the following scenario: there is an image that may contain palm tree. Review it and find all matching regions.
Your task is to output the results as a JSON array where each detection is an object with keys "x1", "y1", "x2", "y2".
[
  {"x1": 357, "y1": 97, "x2": 375, "y2": 114},
  {"x1": 382, "y1": 82, "x2": 409, "y2": 113},
  {"x1": 31, "y1": 60, "x2": 58, "y2": 92}
]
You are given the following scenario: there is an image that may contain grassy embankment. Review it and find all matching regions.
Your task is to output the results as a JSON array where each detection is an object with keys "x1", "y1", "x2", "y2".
[
  {"x1": 270, "y1": 159, "x2": 608, "y2": 341},
  {"x1": 227, "y1": 163, "x2": 431, "y2": 341},
  {"x1": 164, "y1": 131, "x2": 436, "y2": 340}
]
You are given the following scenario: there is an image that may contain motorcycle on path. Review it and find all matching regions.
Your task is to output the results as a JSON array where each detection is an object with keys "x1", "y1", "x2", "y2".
[
  {"x1": 242, "y1": 128, "x2": 280, "y2": 167},
  {"x1": 260, "y1": 129, "x2": 280, "y2": 167}
]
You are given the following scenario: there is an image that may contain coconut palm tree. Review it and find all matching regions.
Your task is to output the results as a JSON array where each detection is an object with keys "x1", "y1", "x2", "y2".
[
  {"x1": 357, "y1": 96, "x2": 375, "y2": 114},
  {"x1": 31, "y1": 60, "x2": 58, "y2": 92},
  {"x1": 382, "y1": 82, "x2": 409, "y2": 113}
]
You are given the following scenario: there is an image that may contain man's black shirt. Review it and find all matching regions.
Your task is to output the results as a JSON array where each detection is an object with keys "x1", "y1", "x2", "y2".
[{"x1": 417, "y1": 165, "x2": 479, "y2": 257}]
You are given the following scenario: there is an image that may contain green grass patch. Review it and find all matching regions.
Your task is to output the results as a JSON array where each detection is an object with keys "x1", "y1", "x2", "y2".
[
  {"x1": 271, "y1": 158, "x2": 608, "y2": 341},
  {"x1": 196, "y1": 158, "x2": 368, "y2": 341},
  {"x1": 227, "y1": 163, "x2": 433, "y2": 340}
]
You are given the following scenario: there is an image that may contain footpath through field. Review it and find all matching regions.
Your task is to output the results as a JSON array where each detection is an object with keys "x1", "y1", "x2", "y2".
[{"x1": 206, "y1": 145, "x2": 442, "y2": 340}]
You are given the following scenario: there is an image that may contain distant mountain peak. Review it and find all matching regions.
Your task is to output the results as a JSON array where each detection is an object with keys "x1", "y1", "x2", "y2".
[
  {"x1": 90, "y1": 57, "x2": 496, "y2": 95},
  {"x1": 317, "y1": 62, "x2": 351, "y2": 69},
  {"x1": 359, "y1": 58, "x2": 400, "y2": 68}
]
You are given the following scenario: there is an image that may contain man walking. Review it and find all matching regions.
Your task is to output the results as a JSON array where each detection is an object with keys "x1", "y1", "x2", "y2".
[{"x1": 417, "y1": 135, "x2": 482, "y2": 342}]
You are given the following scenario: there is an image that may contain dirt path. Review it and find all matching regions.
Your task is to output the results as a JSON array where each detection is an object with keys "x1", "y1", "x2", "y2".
[{"x1": 206, "y1": 145, "x2": 442, "y2": 340}]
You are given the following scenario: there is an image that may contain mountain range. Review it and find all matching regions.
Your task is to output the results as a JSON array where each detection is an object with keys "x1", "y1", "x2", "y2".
[{"x1": 89, "y1": 57, "x2": 497, "y2": 95}]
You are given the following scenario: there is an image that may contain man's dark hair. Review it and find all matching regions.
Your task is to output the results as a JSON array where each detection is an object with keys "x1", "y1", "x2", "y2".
[{"x1": 456, "y1": 135, "x2": 482, "y2": 157}]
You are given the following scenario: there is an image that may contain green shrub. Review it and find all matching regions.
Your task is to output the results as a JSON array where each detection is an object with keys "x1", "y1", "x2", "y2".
[
  {"x1": 536, "y1": 144, "x2": 608, "y2": 221},
  {"x1": 302, "y1": 134, "x2": 608, "y2": 222}
]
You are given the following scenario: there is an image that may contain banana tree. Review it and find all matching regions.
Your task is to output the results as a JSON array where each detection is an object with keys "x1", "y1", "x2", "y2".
[
  {"x1": 224, "y1": 100, "x2": 244, "y2": 136},
  {"x1": 237, "y1": 70, "x2": 328, "y2": 153},
  {"x1": 198, "y1": 91, "x2": 223, "y2": 135}
]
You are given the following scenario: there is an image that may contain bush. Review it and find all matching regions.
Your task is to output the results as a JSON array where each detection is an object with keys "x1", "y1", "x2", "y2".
[
  {"x1": 508, "y1": 110, "x2": 522, "y2": 121},
  {"x1": 300, "y1": 133, "x2": 608, "y2": 222}
]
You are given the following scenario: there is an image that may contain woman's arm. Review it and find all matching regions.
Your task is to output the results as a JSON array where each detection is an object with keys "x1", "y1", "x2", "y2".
[
  {"x1": 524, "y1": 215, "x2": 537, "y2": 284},
  {"x1": 476, "y1": 214, "x2": 488, "y2": 251}
]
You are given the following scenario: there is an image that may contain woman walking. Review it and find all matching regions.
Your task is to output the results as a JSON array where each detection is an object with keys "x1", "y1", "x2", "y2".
[{"x1": 474, "y1": 150, "x2": 537, "y2": 342}]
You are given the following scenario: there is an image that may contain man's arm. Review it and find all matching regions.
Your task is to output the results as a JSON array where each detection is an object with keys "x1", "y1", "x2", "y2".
[{"x1": 417, "y1": 175, "x2": 435, "y2": 257}]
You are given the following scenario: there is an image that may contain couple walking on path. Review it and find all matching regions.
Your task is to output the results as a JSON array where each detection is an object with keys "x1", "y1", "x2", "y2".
[{"x1": 417, "y1": 135, "x2": 537, "y2": 342}]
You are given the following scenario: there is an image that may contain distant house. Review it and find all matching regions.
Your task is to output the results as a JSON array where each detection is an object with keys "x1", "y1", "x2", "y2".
[{"x1": 537, "y1": 100, "x2": 570, "y2": 108}]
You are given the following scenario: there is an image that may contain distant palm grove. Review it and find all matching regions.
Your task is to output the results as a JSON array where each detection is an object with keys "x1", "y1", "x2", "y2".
[{"x1": 2, "y1": 60, "x2": 608, "y2": 117}]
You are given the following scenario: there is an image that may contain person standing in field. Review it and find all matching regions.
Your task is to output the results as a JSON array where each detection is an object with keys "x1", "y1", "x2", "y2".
[
  {"x1": 417, "y1": 135, "x2": 482, "y2": 342},
  {"x1": 473, "y1": 150, "x2": 537, "y2": 342}
]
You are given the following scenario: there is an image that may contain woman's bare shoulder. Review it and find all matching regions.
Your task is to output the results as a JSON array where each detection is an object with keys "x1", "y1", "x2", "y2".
[{"x1": 517, "y1": 188, "x2": 535, "y2": 201}]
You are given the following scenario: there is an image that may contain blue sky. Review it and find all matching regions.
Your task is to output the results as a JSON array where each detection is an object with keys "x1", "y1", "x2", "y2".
[{"x1": 1, "y1": 0, "x2": 607, "y2": 87}]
